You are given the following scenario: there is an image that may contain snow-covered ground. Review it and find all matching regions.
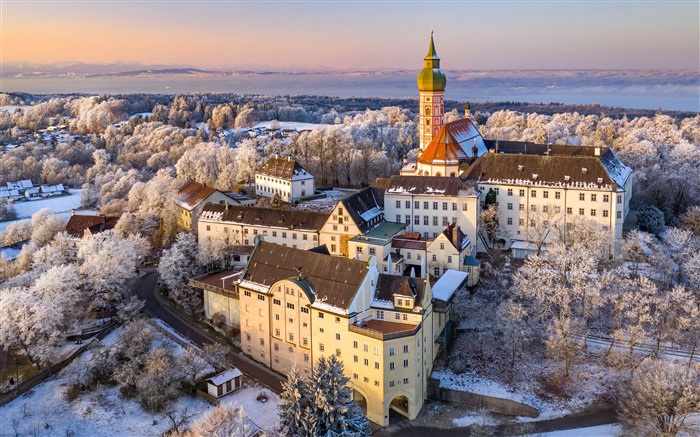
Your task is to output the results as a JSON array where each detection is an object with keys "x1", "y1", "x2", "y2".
[
  {"x1": 12, "y1": 189, "x2": 83, "y2": 219},
  {"x1": 0, "y1": 326, "x2": 212, "y2": 437},
  {"x1": 251, "y1": 120, "x2": 335, "y2": 131},
  {"x1": 219, "y1": 384, "x2": 281, "y2": 432},
  {"x1": 432, "y1": 369, "x2": 573, "y2": 420},
  {"x1": 530, "y1": 424, "x2": 622, "y2": 436}
]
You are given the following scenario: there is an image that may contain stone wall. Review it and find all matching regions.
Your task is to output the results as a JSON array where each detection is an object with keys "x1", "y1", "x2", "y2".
[{"x1": 427, "y1": 377, "x2": 539, "y2": 418}]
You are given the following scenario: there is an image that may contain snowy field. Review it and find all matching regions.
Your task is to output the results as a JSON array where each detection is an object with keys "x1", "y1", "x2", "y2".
[
  {"x1": 12, "y1": 189, "x2": 83, "y2": 219},
  {"x1": 0, "y1": 326, "x2": 211, "y2": 437},
  {"x1": 0, "y1": 190, "x2": 98, "y2": 232},
  {"x1": 219, "y1": 384, "x2": 281, "y2": 432}
]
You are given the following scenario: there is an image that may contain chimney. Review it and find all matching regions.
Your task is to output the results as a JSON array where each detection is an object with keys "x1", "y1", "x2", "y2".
[
  {"x1": 71, "y1": 209, "x2": 75, "y2": 216},
  {"x1": 403, "y1": 155, "x2": 408, "y2": 165},
  {"x1": 225, "y1": 202, "x2": 229, "y2": 211},
  {"x1": 594, "y1": 147, "x2": 601, "y2": 156}
]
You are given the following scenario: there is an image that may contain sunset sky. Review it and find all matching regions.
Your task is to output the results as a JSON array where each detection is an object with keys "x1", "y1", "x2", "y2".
[{"x1": 3, "y1": 0, "x2": 699, "y2": 70}]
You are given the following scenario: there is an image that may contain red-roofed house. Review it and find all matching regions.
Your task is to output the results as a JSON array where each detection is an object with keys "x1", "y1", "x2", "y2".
[
  {"x1": 175, "y1": 181, "x2": 256, "y2": 233},
  {"x1": 64, "y1": 212, "x2": 119, "y2": 259}
]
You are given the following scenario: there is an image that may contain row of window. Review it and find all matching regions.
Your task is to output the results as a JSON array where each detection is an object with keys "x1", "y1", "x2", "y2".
[
  {"x1": 396, "y1": 215, "x2": 458, "y2": 227},
  {"x1": 394, "y1": 200, "x2": 461, "y2": 211},
  {"x1": 489, "y1": 187, "x2": 623, "y2": 204},
  {"x1": 257, "y1": 176, "x2": 292, "y2": 186},
  {"x1": 502, "y1": 206, "x2": 622, "y2": 220}
]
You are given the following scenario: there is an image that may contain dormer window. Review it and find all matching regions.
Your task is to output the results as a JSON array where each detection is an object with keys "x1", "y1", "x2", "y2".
[
  {"x1": 582, "y1": 168, "x2": 588, "y2": 174},
  {"x1": 394, "y1": 296, "x2": 414, "y2": 308},
  {"x1": 517, "y1": 165, "x2": 524, "y2": 171},
  {"x1": 532, "y1": 174, "x2": 538, "y2": 180},
  {"x1": 597, "y1": 178, "x2": 603, "y2": 183},
  {"x1": 564, "y1": 175, "x2": 571, "y2": 181}
]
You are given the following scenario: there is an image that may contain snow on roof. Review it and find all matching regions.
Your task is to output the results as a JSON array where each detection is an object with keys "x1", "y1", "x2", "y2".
[
  {"x1": 510, "y1": 240, "x2": 539, "y2": 251},
  {"x1": 432, "y1": 269, "x2": 468, "y2": 302},
  {"x1": 207, "y1": 368, "x2": 243, "y2": 386},
  {"x1": 40, "y1": 184, "x2": 64, "y2": 193},
  {"x1": 0, "y1": 189, "x2": 19, "y2": 197},
  {"x1": 360, "y1": 206, "x2": 382, "y2": 222}
]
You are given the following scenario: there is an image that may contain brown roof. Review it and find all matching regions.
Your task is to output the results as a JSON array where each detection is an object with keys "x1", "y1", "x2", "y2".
[
  {"x1": 445, "y1": 118, "x2": 489, "y2": 157},
  {"x1": 385, "y1": 175, "x2": 476, "y2": 197},
  {"x1": 242, "y1": 242, "x2": 368, "y2": 310},
  {"x1": 176, "y1": 181, "x2": 217, "y2": 211},
  {"x1": 417, "y1": 125, "x2": 469, "y2": 165},
  {"x1": 257, "y1": 156, "x2": 311, "y2": 180},
  {"x1": 359, "y1": 319, "x2": 418, "y2": 335},
  {"x1": 392, "y1": 237, "x2": 428, "y2": 251},
  {"x1": 462, "y1": 152, "x2": 617, "y2": 187},
  {"x1": 375, "y1": 274, "x2": 426, "y2": 301},
  {"x1": 440, "y1": 223, "x2": 468, "y2": 251},
  {"x1": 65, "y1": 214, "x2": 118, "y2": 239},
  {"x1": 200, "y1": 204, "x2": 329, "y2": 231},
  {"x1": 192, "y1": 269, "x2": 242, "y2": 293}
]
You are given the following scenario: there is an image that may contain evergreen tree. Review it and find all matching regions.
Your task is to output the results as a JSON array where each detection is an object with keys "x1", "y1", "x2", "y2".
[{"x1": 279, "y1": 357, "x2": 370, "y2": 437}]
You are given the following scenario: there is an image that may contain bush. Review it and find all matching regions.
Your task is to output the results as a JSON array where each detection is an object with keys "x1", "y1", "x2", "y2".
[
  {"x1": 637, "y1": 204, "x2": 666, "y2": 236},
  {"x1": 64, "y1": 383, "x2": 83, "y2": 403},
  {"x1": 119, "y1": 384, "x2": 137, "y2": 398},
  {"x1": 256, "y1": 391, "x2": 268, "y2": 403}
]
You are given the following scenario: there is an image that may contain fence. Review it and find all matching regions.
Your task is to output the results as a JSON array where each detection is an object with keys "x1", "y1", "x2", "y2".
[{"x1": 0, "y1": 322, "x2": 118, "y2": 407}]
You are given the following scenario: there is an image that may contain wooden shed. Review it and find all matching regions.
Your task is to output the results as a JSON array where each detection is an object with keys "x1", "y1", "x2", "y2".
[{"x1": 207, "y1": 368, "x2": 243, "y2": 398}]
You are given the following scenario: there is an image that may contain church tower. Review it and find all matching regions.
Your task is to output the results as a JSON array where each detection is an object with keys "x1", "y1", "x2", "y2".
[{"x1": 417, "y1": 32, "x2": 446, "y2": 151}]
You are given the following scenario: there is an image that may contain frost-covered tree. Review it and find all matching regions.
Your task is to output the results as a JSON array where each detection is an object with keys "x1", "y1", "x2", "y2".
[
  {"x1": 280, "y1": 356, "x2": 369, "y2": 436},
  {"x1": 30, "y1": 208, "x2": 66, "y2": 246},
  {"x1": 187, "y1": 404, "x2": 255, "y2": 437},
  {"x1": 617, "y1": 358, "x2": 700, "y2": 436},
  {"x1": 79, "y1": 230, "x2": 138, "y2": 305},
  {"x1": 136, "y1": 346, "x2": 180, "y2": 412},
  {"x1": 158, "y1": 232, "x2": 202, "y2": 314},
  {"x1": 680, "y1": 206, "x2": 700, "y2": 236}
]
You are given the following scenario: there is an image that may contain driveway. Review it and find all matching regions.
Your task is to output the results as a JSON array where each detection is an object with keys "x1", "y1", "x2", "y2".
[{"x1": 131, "y1": 271, "x2": 284, "y2": 393}]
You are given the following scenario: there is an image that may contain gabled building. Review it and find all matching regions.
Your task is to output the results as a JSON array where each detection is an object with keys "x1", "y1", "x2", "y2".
[
  {"x1": 175, "y1": 181, "x2": 254, "y2": 233},
  {"x1": 64, "y1": 212, "x2": 119, "y2": 259},
  {"x1": 198, "y1": 204, "x2": 329, "y2": 250},
  {"x1": 255, "y1": 156, "x2": 315, "y2": 203},
  {"x1": 319, "y1": 186, "x2": 385, "y2": 257},
  {"x1": 461, "y1": 143, "x2": 633, "y2": 255},
  {"x1": 238, "y1": 241, "x2": 456, "y2": 426}
]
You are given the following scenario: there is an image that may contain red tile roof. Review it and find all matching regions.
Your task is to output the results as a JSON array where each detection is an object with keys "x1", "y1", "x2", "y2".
[
  {"x1": 64, "y1": 214, "x2": 118, "y2": 239},
  {"x1": 417, "y1": 125, "x2": 468, "y2": 165},
  {"x1": 176, "y1": 181, "x2": 217, "y2": 211}
]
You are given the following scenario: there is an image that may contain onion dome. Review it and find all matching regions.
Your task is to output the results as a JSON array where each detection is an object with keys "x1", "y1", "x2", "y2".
[{"x1": 417, "y1": 31, "x2": 446, "y2": 92}]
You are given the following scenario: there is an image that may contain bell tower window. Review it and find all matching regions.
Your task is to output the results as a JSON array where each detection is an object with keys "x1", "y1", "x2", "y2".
[
  {"x1": 426, "y1": 119, "x2": 430, "y2": 126},
  {"x1": 425, "y1": 107, "x2": 431, "y2": 115}
]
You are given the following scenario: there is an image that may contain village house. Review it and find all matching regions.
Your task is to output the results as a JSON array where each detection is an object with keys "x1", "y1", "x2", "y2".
[
  {"x1": 255, "y1": 156, "x2": 315, "y2": 203},
  {"x1": 198, "y1": 204, "x2": 329, "y2": 250},
  {"x1": 64, "y1": 212, "x2": 119, "y2": 259},
  {"x1": 238, "y1": 241, "x2": 460, "y2": 426},
  {"x1": 175, "y1": 181, "x2": 256, "y2": 233}
]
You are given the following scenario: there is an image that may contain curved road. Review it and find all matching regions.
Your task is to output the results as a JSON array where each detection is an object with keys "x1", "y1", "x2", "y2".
[{"x1": 131, "y1": 271, "x2": 284, "y2": 393}]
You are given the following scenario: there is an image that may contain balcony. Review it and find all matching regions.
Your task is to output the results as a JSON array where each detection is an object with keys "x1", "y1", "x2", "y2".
[{"x1": 349, "y1": 319, "x2": 421, "y2": 341}]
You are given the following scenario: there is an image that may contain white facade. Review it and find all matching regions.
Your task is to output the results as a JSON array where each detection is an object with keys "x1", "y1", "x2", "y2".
[{"x1": 383, "y1": 193, "x2": 480, "y2": 255}]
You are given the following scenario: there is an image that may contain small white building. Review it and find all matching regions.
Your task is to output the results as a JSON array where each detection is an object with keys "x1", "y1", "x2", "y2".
[
  {"x1": 207, "y1": 368, "x2": 243, "y2": 398},
  {"x1": 255, "y1": 156, "x2": 314, "y2": 203}
]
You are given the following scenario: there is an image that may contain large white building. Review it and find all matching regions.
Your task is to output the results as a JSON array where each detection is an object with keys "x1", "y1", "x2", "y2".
[
  {"x1": 255, "y1": 156, "x2": 315, "y2": 203},
  {"x1": 198, "y1": 204, "x2": 329, "y2": 250}
]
